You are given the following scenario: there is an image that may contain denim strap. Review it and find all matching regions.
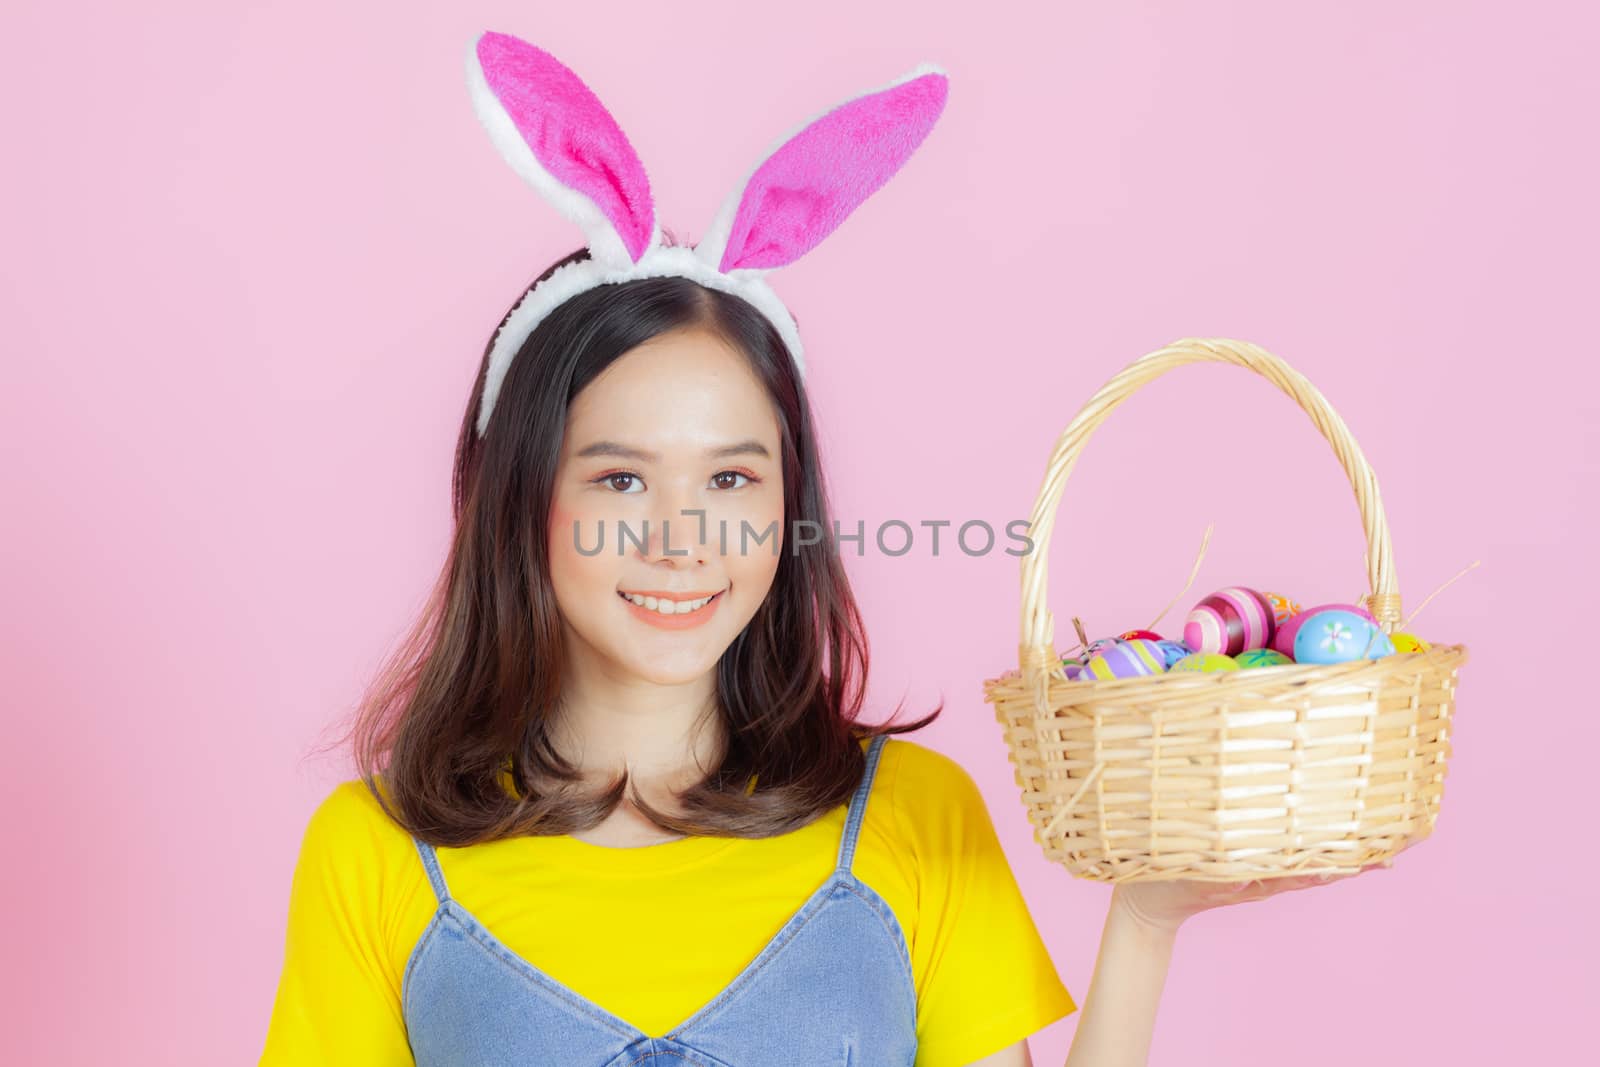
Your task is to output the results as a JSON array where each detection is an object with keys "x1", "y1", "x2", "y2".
[
  {"x1": 835, "y1": 733, "x2": 889, "y2": 874},
  {"x1": 412, "y1": 837, "x2": 452, "y2": 904}
]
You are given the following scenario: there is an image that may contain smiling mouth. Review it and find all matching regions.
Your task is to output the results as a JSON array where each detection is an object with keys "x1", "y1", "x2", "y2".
[{"x1": 616, "y1": 590, "x2": 725, "y2": 616}]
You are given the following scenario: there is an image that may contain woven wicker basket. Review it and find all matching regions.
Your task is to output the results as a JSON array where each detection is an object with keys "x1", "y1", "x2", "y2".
[{"x1": 982, "y1": 338, "x2": 1468, "y2": 883}]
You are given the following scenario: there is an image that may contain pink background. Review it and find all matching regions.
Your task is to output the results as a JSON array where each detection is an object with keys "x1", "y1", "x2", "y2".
[{"x1": 3, "y1": 1, "x2": 1593, "y2": 1063}]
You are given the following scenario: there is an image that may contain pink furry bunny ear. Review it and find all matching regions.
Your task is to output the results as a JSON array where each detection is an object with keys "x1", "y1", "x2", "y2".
[
  {"x1": 466, "y1": 32, "x2": 657, "y2": 267},
  {"x1": 696, "y1": 66, "x2": 949, "y2": 274}
]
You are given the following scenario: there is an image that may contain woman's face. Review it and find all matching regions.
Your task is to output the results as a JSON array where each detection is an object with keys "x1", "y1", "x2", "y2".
[{"x1": 548, "y1": 323, "x2": 786, "y2": 686}]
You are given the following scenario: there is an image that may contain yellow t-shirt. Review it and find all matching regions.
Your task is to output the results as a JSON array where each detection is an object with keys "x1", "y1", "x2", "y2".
[{"x1": 260, "y1": 737, "x2": 1076, "y2": 1066}]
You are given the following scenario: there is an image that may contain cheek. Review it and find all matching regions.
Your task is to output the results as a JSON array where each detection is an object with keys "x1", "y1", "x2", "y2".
[
  {"x1": 549, "y1": 502, "x2": 576, "y2": 545},
  {"x1": 718, "y1": 495, "x2": 785, "y2": 583},
  {"x1": 547, "y1": 503, "x2": 613, "y2": 590}
]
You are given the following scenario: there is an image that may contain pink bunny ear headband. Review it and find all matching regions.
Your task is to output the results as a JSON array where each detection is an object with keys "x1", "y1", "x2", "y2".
[{"x1": 466, "y1": 31, "x2": 949, "y2": 438}]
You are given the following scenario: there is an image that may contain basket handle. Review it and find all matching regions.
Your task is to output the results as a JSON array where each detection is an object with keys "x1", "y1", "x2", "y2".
[{"x1": 1017, "y1": 338, "x2": 1401, "y2": 684}]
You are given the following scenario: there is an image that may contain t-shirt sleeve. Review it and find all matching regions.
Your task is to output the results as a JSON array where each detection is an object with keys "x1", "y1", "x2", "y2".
[
  {"x1": 891, "y1": 741, "x2": 1077, "y2": 1067},
  {"x1": 259, "y1": 780, "x2": 416, "y2": 1066}
]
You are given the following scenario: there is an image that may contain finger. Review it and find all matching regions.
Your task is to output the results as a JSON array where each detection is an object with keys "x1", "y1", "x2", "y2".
[{"x1": 1262, "y1": 871, "x2": 1356, "y2": 895}]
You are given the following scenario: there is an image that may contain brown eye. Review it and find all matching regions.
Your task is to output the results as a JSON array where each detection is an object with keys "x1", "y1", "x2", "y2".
[
  {"x1": 712, "y1": 471, "x2": 750, "y2": 490},
  {"x1": 597, "y1": 472, "x2": 642, "y2": 493}
]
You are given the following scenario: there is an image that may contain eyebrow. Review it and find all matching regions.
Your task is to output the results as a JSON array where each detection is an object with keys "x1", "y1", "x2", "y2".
[{"x1": 574, "y1": 439, "x2": 772, "y2": 462}]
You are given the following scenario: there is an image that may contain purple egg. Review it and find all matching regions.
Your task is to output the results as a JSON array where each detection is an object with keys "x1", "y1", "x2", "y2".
[
  {"x1": 1083, "y1": 639, "x2": 1169, "y2": 680},
  {"x1": 1084, "y1": 637, "x2": 1123, "y2": 659}
]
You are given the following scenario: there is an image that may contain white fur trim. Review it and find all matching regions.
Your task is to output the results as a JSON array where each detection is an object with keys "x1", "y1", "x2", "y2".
[
  {"x1": 475, "y1": 246, "x2": 805, "y2": 437},
  {"x1": 695, "y1": 62, "x2": 947, "y2": 273},
  {"x1": 464, "y1": 34, "x2": 658, "y2": 269}
]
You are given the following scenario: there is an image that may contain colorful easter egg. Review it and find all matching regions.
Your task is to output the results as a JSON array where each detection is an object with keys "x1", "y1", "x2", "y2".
[
  {"x1": 1390, "y1": 632, "x2": 1431, "y2": 653},
  {"x1": 1063, "y1": 661, "x2": 1091, "y2": 681},
  {"x1": 1170, "y1": 653, "x2": 1241, "y2": 673},
  {"x1": 1235, "y1": 648, "x2": 1293, "y2": 669},
  {"x1": 1119, "y1": 629, "x2": 1165, "y2": 642},
  {"x1": 1084, "y1": 638, "x2": 1169, "y2": 680},
  {"x1": 1084, "y1": 636, "x2": 1123, "y2": 659},
  {"x1": 1184, "y1": 586, "x2": 1278, "y2": 655},
  {"x1": 1291, "y1": 608, "x2": 1396, "y2": 664},
  {"x1": 1262, "y1": 591, "x2": 1302, "y2": 625},
  {"x1": 1153, "y1": 639, "x2": 1194, "y2": 668},
  {"x1": 1273, "y1": 602, "x2": 1376, "y2": 658}
]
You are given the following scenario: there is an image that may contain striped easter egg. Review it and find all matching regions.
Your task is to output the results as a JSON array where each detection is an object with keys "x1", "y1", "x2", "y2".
[
  {"x1": 1084, "y1": 638, "x2": 1168, "y2": 680},
  {"x1": 1118, "y1": 629, "x2": 1165, "y2": 642},
  {"x1": 1183, "y1": 586, "x2": 1278, "y2": 655},
  {"x1": 1084, "y1": 636, "x2": 1123, "y2": 659}
]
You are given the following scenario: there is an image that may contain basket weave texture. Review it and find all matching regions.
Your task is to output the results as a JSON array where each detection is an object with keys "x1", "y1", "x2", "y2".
[{"x1": 982, "y1": 338, "x2": 1468, "y2": 882}]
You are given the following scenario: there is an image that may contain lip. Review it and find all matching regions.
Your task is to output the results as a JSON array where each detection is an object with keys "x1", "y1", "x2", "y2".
[
  {"x1": 618, "y1": 589, "x2": 725, "y2": 601},
  {"x1": 617, "y1": 589, "x2": 726, "y2": 631}
]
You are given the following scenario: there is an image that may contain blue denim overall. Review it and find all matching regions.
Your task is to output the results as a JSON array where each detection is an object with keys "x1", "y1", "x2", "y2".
[{"x1": 401, "y1": 733, "x2": 917, "y2": 1065}]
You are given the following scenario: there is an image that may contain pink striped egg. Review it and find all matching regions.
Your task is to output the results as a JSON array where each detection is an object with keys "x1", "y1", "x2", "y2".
[
  {"x1": 1183, "y1": 586, "x2": 1278, "y2": 656},
  {"x1": 1273, "y1": 602, "x2": 1376, "y2": 658},
  {"x1": 1083, "y1": 639, "x2": 1169, "y2": 680}
]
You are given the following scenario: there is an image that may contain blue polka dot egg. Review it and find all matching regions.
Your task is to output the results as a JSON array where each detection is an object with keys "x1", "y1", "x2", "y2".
[{"x1": 1291, "y1": 608, "x2": 1396, "y2": 664}]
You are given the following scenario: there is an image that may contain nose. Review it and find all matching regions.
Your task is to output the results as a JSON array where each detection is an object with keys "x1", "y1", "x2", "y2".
[{"x1": 637, "y1": 485, "x2": 712, "y2": 563}]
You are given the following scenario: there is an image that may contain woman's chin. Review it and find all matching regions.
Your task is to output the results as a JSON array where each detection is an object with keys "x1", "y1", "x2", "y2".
[{"x1": 612, "y1": 637, "x2": 730, "y2": 685}]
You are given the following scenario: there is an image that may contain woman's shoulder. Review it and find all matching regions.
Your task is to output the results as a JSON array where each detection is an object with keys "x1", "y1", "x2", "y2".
[
  {"x1": 877, "y1": 735, "x2": 988, "y2": 797},
  {"x1": 296, "y1": 775, "x2": 418, "y2": 868},
  {"x1": 310, "y1": 774, "x2": 397, "y2": 825},
  {"x1": 856, "y1": 736, "x2": 1022, "y2": 919},
  {"x1": 873, "y1": 735, "x2": 997, "y2": 833},
  {"x1": 272, "y1": 775, "x2": 439, "y2": 1033}
]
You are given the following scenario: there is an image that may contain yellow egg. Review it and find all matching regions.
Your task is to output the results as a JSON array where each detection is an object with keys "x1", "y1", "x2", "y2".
[
  {"x1": 1170, "y1": 653, "x2": 1240, "y2": 673},
  {"x1": 1391, "y1": 632, "x2": 1431, "y2": 653}
]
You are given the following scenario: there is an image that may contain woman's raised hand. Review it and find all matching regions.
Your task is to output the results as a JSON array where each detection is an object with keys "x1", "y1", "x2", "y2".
[{"x1": 1108, "y1": 847, "x2": 1406, "y2": 935}]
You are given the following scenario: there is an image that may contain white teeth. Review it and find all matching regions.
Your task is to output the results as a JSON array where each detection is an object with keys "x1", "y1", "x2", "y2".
[{"x1": 620, "y1": 592, "x2": 716, "y2": 615}]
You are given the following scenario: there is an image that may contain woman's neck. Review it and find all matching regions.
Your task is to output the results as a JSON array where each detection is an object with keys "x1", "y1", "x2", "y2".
[{"x1": 548, "y1": 656, "x2": 727, "y2": 823}]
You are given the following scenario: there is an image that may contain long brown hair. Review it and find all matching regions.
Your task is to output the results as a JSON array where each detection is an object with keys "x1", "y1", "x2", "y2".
[{"x1": 331, "y1": 249, "x2": 940, "y2": 846}]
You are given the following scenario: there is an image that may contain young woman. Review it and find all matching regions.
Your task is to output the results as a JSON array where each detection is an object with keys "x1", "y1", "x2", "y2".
[{"x1": 260, "y1": 33, "x2": 1380, "y2": 1066}]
